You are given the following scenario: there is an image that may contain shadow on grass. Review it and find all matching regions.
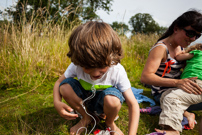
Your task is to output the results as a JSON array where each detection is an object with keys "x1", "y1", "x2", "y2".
[
  {"x1": 0, "y1": 107, "x2": 79, "y2": 135},
  {"x1": 0, "y1": 106, "x2": 112, "y2": 135},
  {"x1": 0, "y1": 106, "x2": 201, "y2": 135}
]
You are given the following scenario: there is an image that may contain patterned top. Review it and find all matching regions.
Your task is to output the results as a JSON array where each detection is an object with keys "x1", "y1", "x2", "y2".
[{"x1": 150, "y1": 41, "x2": 184, "y2": 96}]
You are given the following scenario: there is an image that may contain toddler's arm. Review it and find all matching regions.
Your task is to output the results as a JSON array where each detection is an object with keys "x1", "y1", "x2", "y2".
[
  {"x1": 175, "y1": 52, "x2": 194, "y2": 61},
  {"x1": 53, "y1": 74, "x2": 78, "y2": 120},
  {"x1": 123, "y1": 88, "x2": 140, "y2": 135}
]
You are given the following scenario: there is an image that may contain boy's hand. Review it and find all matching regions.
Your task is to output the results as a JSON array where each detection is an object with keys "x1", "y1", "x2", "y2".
[
  {"x1": 176, "y1": 77, "x2": 202, "y2": 95},
  {"x1": 54, "y1": 101, "x2": 78, "y2": 120}
]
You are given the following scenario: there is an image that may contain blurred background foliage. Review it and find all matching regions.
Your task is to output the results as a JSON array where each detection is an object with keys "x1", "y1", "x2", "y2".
[{"x1": 0, "y1": 0, "x2": 167, "y2": 36}]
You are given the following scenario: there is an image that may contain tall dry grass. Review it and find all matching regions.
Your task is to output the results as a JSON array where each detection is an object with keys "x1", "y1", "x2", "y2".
[
  {"x1": 0, "y1": 16, "x2": 76, "y2": 89},
  {"x1": 0, "y1": 10, "x2": 159, "y2": 90},
  {"x1": 121, "y1": 34, "x2": 159, "y2": 86}
]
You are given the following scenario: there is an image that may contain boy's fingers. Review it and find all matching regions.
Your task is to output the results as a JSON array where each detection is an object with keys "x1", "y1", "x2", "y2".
[
  {"x1": 65, "y1": 105, "x2": 73, "y2": 112},
  {"x1": 61, "y1": 110, "x2": 78, "y2": 120}
]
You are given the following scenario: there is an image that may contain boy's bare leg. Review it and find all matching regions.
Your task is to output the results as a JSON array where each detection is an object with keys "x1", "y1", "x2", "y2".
[
  {"x1": 70, "y1": 117, "x2": 92, "y2": 135},
  {"x1": 155, "y1": 126, "x2": 180, "y2": 135},
  {"x1": 183, "y1": 111, "x2": 195, "y2": 129},
  {"x1": 60, "y1": 84, "x2": 92, "y2": 135},
  {"x1": 104, "y1": 95, "x2": 124, "y2": 135}
]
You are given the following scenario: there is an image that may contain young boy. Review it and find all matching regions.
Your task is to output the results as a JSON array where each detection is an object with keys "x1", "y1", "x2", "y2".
[
  {"x1": 53, "y1": 21, "x2": 140, "y2": 135},
  {"x1": 155, "y1": 43, "x2": 202, "y2": 135}
]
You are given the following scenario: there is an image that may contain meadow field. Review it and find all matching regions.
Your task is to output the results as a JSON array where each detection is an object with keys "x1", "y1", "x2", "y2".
[{"x1": 0, "y1": 19, "x2": 201, "y2": 135}]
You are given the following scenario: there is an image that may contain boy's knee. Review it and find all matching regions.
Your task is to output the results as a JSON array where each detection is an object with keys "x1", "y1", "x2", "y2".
[
  {"x1": 59, "y1": 84, "x2": 72, "y2": 97},
  {"x1": 104, "y1": 95, "x2": 121, "y2": 109}
]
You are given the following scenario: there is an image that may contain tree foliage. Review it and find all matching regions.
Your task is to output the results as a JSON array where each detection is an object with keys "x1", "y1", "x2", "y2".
[
  {"x1": 129, "y1": 13, "x2": 167, "y2": 35},
  {"x1": 110, "y1": 21, "x2": 129, "y2": 36},
  {"x1": 4, "y1": 0, "x2": 113, "y2": 24}
]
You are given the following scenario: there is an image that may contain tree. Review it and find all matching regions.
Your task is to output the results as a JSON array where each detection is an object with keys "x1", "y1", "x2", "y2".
[
  {"x1": 110, "y1": 21, "x2": 129, "y2": 36},
  {"x1": 129, "y1": 13, "x2": 166, "y2": 35},
  {"x1": 3, "y1": 0, "x2": 113, "y2": 24},
  {"x1": 158, "y1": 26, "x2": 167, "y2": 35}
]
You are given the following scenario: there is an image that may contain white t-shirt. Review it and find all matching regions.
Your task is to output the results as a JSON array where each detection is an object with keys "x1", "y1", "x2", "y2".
[{"x1": 64, "y1": 63, "x2": 131, "y2": 92}]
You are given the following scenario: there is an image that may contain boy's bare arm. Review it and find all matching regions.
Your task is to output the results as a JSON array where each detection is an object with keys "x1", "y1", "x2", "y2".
[
  {"x1": 123, "y1": 88, "x2": 140, "y2": 135},
  {"x1": 53, "y1": 74, "x2": 78, "y2": 120},
  {"x1": 53, "y1": 75, "x2": 66, "y2": 104},
  {"x1": 175, "y1": 52, "x2": 194, "y2": 61}
]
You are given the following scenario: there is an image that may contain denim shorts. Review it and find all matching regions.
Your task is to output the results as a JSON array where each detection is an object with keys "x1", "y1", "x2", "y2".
[{"x1": 59, "y1": 78, "x2": 125, "y2": 114}]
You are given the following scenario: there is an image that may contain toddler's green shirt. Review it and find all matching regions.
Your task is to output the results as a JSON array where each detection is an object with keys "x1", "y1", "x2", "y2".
[{"x1": 181, "y1": 50, "x2": 202, "y2": 80}]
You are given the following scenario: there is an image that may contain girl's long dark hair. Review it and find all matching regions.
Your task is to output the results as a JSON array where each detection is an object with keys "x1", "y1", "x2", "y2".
[{"x1": 158, "y1": 9, "x2": 202, "y2": 41}]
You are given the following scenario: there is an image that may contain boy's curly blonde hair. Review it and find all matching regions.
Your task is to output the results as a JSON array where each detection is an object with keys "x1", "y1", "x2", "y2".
[
  {"x1": 186, "y1": 43, "x2": 202, "y2": 53},
  {"x1": 67, "y1": 21, "x2": 123, "y2": 68}
]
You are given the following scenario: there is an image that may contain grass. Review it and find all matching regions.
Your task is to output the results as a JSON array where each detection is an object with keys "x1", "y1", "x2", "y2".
[
  {"x1": 0, "y1": 16, "x2": 202, "y2": 134},
  {"x1": 0, "y1": 80, "x2": 201, "y2": 135}
]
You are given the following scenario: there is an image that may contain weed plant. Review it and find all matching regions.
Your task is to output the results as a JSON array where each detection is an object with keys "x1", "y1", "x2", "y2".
[{"x1": 0, "y1": 11, "x2": 201, "y2": 135}]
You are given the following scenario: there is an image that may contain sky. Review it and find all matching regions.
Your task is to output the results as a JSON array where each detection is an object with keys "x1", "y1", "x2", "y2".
[
  {"x1": 0, "y1": 0, "x2": 15, "y2": 11},
  {"x1": 96, "y1": 0, "x2": 202, "y2": 42},
  {"x1": 96, "y1": 0, "x2": 202, "y2": 27},
  {"x1": 1, "y1": 0, "x2": 202, "y2": 42}
]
